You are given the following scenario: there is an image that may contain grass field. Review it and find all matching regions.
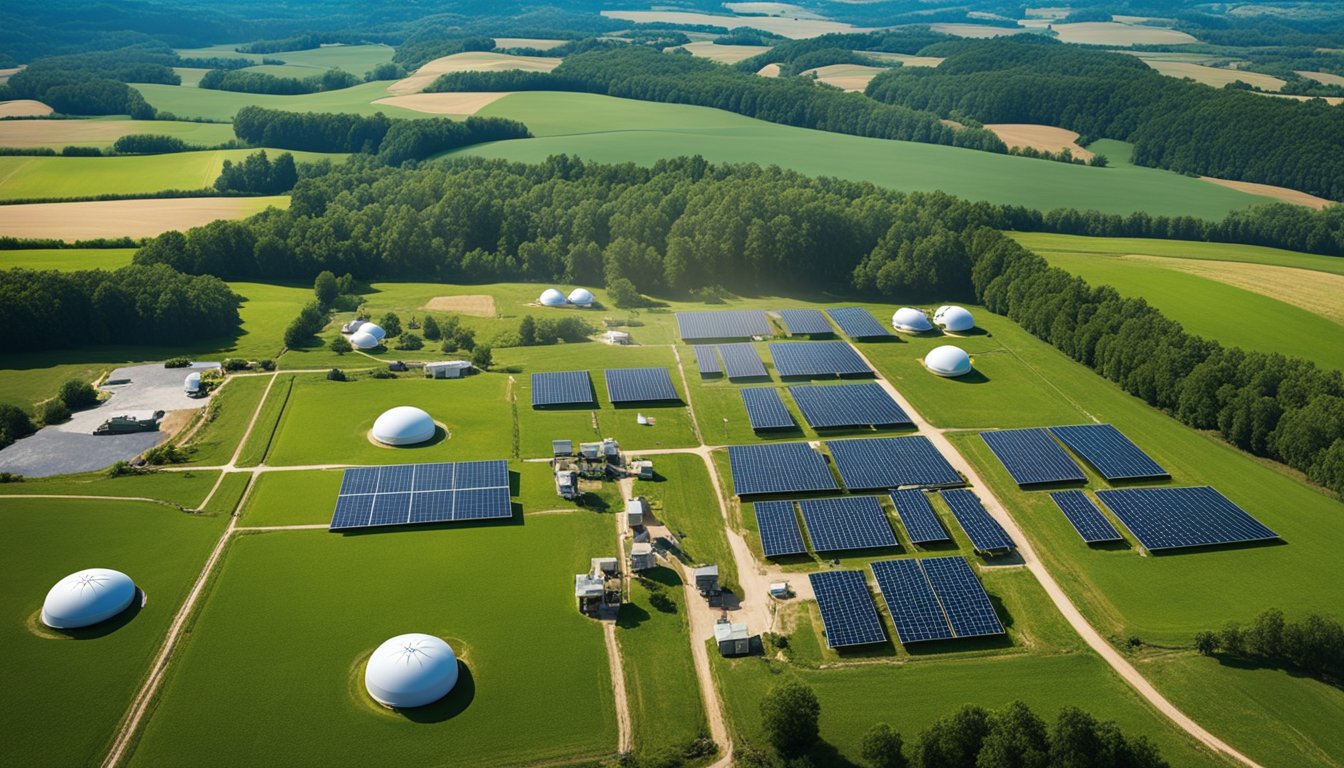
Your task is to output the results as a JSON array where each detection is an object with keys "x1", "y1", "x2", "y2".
[
  {"x1": 236, "y1": 44, "x2": 394, "y2": 79},
  {"x1": 133, "y1": 81, "x2": 423, "y2": 122},
  {"x1": 634, "y1": 453, "x2": 738, "y2": 591},
  {"x1": 237, "y1": 469, "x2": 343, "y2": 526},
  {"x1": 0, "y1": 196, "x2": 288, "y2": 241},
  {"x1": 0, "y1": 468, "x2": 220, "y2": 508},
  {"x1": 1010, "y1": 232, "x2": 1344, "y2": 276},
  {"x1": 0, "y1": 247, "x2": 135, "y2": 271},
  {"x1": 180, "y1": 374, "x2": 271, "y2": 465},
  {"x1": 0, "y1": 119, "x2": 238, "y2": 149}
]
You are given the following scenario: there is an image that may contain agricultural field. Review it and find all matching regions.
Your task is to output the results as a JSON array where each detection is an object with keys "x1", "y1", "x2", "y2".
[
  {"x1": 0, "y1": 247, "x2": 135, "y2": 271},
  {"x1": 799, "y1": 63, "x2": 888, "y2": 91},
  {"x1": 599, "y1": 9, "x2": 865, "y2": 38},
  {"x1": 0, "y1": 118, "x2": 237, "y2": 149},
  {"x1": 232, "y1": 44, "x2": 394, "y2": 79},
  {"x1": 389, "y1": 51, "x2": 561, "y2": 95},
  {"x1": 132, "y1": 81, "x2": 424, "y2": 121},
  {"x1": 985, "y1": 123, "x2": 1094, "y2": 159},
  {"x1": 0, "y1": 196, "x2": 288, "y2": 240},
  {"x1": 677, "y1": 41, "x2": 772, "y2": 63}
]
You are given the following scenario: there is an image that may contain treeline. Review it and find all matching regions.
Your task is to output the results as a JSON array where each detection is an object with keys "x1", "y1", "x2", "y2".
[
  {"x1": 711, "y1": 28, "x2": 787, "y2": 46},
  {"x1": 237, "y1": 34, "x2": 343, "y2": 54},
  {"x1": 734, "y1": 29, "x2": 951, "y2": 75},
  {"x1": 865, "y1": 36, "x2": 1344, "y2": 201},
  {"x1": 0, "y1": 47, "x2": 178, "y2": 118},
  {"x1": 199, "y1": 68, "x2": 359, "y2": 95},
  {"x1": 1196, "y1": 608, "x2": 1343, "y2": 684},
  {"x1": 0, "y1": 264, "x2": 239, "y2": 352},
  {"x1": 215, "y1": 151, "x2": 299, "y2": 194},
  {"x1": 391, "y1": 36, "x2": 496, "y2": 71}
]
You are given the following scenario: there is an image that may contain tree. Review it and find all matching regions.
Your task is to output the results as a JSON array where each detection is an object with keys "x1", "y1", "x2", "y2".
[
  {"x1": 59, "y1": 379, "x2": 99, "y2": 410},
  {"x1": 422, "y1": 315, "x2": 441, "y2": 341},
  {"x1": 329, "y1": 335, "x2": 352, "y2": 355},
  {"x1": 327, "y1": 367, "x2": 347, "y2": 381},
  {"x1": 1048, "y1": 707, "x2": 1103, "y2": 768},
  {"x1": 471, "y1": 344, "x2": 493, "y2": 370},
  {"x1": 860, "y1": 723, "x2": 906, "y2": 768},
  {"x1": 915, "y1": 705, "x2": 989, "y2": 768},
  {"x1": 395, "y1": 333, "x2": 424, "y2": 351},
  {"x1": 0, "y1": 403, "x2": 36, "y2": 448},
  {"x1": 314, "y1": 270, "x2": 339, "y2": 307},
  {"x1": 1194, "y1": 631, "x2": 1219, "y2": 655},
  {"x1": 380, "y1": 312, "x2": 402, "y2": 337},
  {"x1": 518, "y1": 315, "x2": 537, "y2": 346},
  {"x1": 40, "y1": 398, "x2": 70, "y2": 425},
  {"x1": 978, "y1": 701, "x2": 1049, "y2": 768},
  {"x1": 607, "y1": 276, "x2": 644, "y2": 308},
  {"x1": 760, "y1": 680, "x2": 821, "y2": 759}
]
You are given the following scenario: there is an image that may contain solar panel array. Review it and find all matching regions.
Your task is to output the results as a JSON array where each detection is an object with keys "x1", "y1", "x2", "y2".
[
  {"x1": 827, "y1": 436, "x2": 962, "y2": 490},
  {"x1": 1050, "y1": 490, "x2": 1123, "y2": 544},
  {"x1": 728, "y1": 442, "x2": 838, "y2": 496},
  {"x1": 826, "y1": 307, "x2": 891, "y2": 339},
  {"x1": 753, "y1": 500, "x2": 807, "y2": 558},
  {"x1": 779, "y1": 308, "x2": 833, "y2": 336},
  {"x1": 919, "y1": 557, "x2": 1006, "y2": 638},
  {"x1": 889, "y1": 489, "x2": 950, "y2": 544},
  {"x1": 980, "y1": 428, "x2": 1086, "y2": 486},
  {"x1": 809, "y1": 570, "x2": 886, "y2": 648},
  {"x1": 870, "y1": 559, "x2": 955, "y2": 643},
  {"x1": 740, "y1": 388, "x2": 795, "y2": 431},
  {"x1": 1095, "y1": 486, "x2": 1278, "y2": 551},
  {"x1": 798, "y1": 496, "x2": 899, "y2": 552},
  {"x1": 530, "y1": 371, "x2": 594, "y2": 407},
  {"x1": 719, "y1": 343, "x2": 769, "y2": 379},
  {"x1": 1050, "y1": 424, "x2": 1169, "y2": 481},
  {"x1": 676, "y1": 310, "x2": 772, "y2": 341},
  {"x1": 788, "y1": 383, "x2": 912, "y2": 429},
  {"x1": 605, "y1": 368, "x2": 679, "y2": 403},
  {"x1": 692, "y1": 345, "x2": 721, "y2": 376},
  {"x1": 768, "y1": 341, "x2": 872, "y2": 378},
  {"x1": 940, "y1": 489, "x2": 1014, "y2": 553},
  {"x1": 330, "y1": 460, "x2": 511, "y2": 531}
]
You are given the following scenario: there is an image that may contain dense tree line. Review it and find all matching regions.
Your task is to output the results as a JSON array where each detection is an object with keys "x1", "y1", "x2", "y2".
[
  {"x1": 1195, "y1": 608, "x2": 1343, "y2": 684},
  {"x1": 391, "y1": 35, "x2": 496, "y2": 71},
  {"x1": 237, "y1": 34, "x2": 334, "y2": 54},
  {"x1": 734, "y1": 29, "x2": 952, "y2": 74},
  {"x1": 711, "y1": 28, "x2": 787, "y2": 46},
  {"x1": 0, "y1": 264, "x2": 240, "y2": 352},
  {"x1": 111, "y1": 134, "x2": 194, "y2": 154},
  {"x1": 1, "y1": 48, "x2": 175, "y2": 117},
  {"x1": 214, "y1": 151, "x2": 299, "y2": 194},
  {"x1": 199, "y1": 67, "x2": 359, "y2": 95},
  {"x1": 231, "y1": 106, "x2": 529, "y2": 161},
  {"x1": 865, "y1": 36, "x2": 1344, "y2": 200}
]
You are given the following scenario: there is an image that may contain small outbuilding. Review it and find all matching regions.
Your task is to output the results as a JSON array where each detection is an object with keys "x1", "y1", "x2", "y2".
[
  {"x1": 603, "y1": 330, "x2": 631, "y2": 345},
  {"x1": 924, "y1": 345, "x2": 973, "y2": 378},
  {"x1": 892, "y1": 307, "x2": 933, "y2": 333},
  {"x1": 568, "y1": 288, "x2": 595, "y2": 307},
  {"x1": 539, "y1": 288, "x2": 567, "y2": 307},
  {"x1": 372, "y1": 406, "x2": 436, "y2": 446},
  {"x1": 630, "y1": 542, "x2": 656, "y2": 572},
  {"x1": 425, "y1": 360, "x2": 472, "y2": 379},
  {"x1": 692, "y1": 564, "x2": 720, "y2": 595},
  {"x1": 42, "y1": 568, "x2": 138, "y2": 629},
  {"x1": 934, "y1": 305, "x2": 975, "y2": 333},
  {"x1": 714, "y1": 621, "x2": 756, "y2": 658},
  {"x1": 364, "y1": 634, "x2": 459, "y2": 708},
  {"x1": 626, "y1": 497, "x2": 648, "y2": 527}
]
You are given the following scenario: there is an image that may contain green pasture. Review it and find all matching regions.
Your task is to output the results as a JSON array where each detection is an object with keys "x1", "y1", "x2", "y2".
[
  {"x1": 133, "y1": 81, "x2": 420, "y2": 122},
  {"x1": 180, "y1": 374, "x2": 271, "y2": 466},
  {"x1": 0, "y1": 118, "x2": 236, "y2": 149},
  {"x1": 236, "y1": 373, "x2": 292, "y2": 466},
  {"x1": 238, "y1": 44, "x2": 395, "y2": 78},
  {"x1": 1010, "y1": 232, "x2": 1344, "y2": 276},
  {"x1": 634, "y1": 452, "x2": 738, "y2": 591},
  {"x1": 0, "y1": 468, "x2": 219, "y2": 508},
  {"x1": 0, "y1": 248, "x2": 135, "y2": 271}
]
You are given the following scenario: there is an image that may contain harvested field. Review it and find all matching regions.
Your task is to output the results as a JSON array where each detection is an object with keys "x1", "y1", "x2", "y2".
[
  {"x1": 0, "y1": 100, "x2": 53, "y2": 118},
  {"x1": 1199, "y1": 176, "x2": 1334, "y2": 210},
  {"x1": 0, "y1": 196, "x2": 288, "y2": 240},
  {"x1": 493, "y1": 37, "x2": 569, "y2": 50},
  {"x1": 1051, "y1": 21, "x2": 1197, "y2": 45},
  {"x1": 800, "y1": 64, "x2": 888, "y2": 91},
  {"x1": 1297, "y1": 70, "x2": 1344, "y2": 86},
  {"x1": 0, "y1": 119, "x2": 235, "y2": 149},
  {"x1": 929, "y1": 23, "x2": 1028, "y2": 38},
  {"x1": 678, "y1": 42, "x2": 771, "y2": 63},
  {"x1": 423, "y1": 294, "x2": 498, "y2": 317},
  {"x1": 389, "y1": 52, "x2": 561, "y2": 96},
  {"x1": 862, "y1": 51, "x2": 944, "y2": 67},
  {"x1": 724, "y1": 2, "x2": 823, "y2": 17},
  {"x1": 372, "y1": 92, "x2": 510, "y2": 115},
  {"x1": 600, "y1": 10, "x2": 865, "y2": 39},
  {"x1": 986, "y1": 123, "x2": 1094, "y2": 160},
  {"x1": 1269, "y1": 93, "x2": 1344, "y2": 105},
  {"x1": 1144, "y1": 60, "x2": 1284, "y2": 90},
  {"x1": 757, "y1": 63, "x2": 782, "y2": 77},
  {"x1": 1125, "y1": 254, "x2": 1344, "y2": 326}
]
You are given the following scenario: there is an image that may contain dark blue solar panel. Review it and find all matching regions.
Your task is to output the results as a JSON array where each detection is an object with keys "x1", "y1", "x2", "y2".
[
  {"x1": 870, "y1": 559, "x2": 955, "y2": 643},
  {"x1": 693, "y1": 345, "x2": 721, "y2": 376},
  {"x1": 827, "y1": 436, "x2": 962, "y2": 490},
  {"x1": 981, "y1": 429, "x2": 1086, "y2": 486},
  {"x1": 809, "y1": 570, "x2": 886, "y2": 648},
  {"x1": 414, "y1": 462, "x2": 456, "y2": 493},
  {"x1": 727, "y1": 442, "x2": 838, "y2": 496},
  {"x1": 453, "y1": 459, "x2": 508, "y2": 490},
  {"x1": 741, "y1": 388, "x2": 795, "y2": 431},
  {"x1": 754, "y1": 500, "x2": 807, "y2": 558},
  {"x1": 605, "y1": 368, "x2": 679, "y2": 403},
  {"x1": 339, "y1": 466, "x2": 380, "y2": 496},
  {"x1": 719, "y1": 343, "x2": 768, "y2": 379},
  {"x1": 826, "y1": 307, "x2": 890, "y2": 339},
  {"x1": 1095, "y1": 486, "x2": 1277, "y2": 551},
  {"x1": 769, "y1": 341, "x2": 872, "y2": 378},
  {"x1": 1050, "y1": 424, "x2": 1169, "y2": 481},
  {"x1": 330, "y1": 494, "x2": 374, "y2": 530},
  {"x1": 409, "y1": 490, "x2": 454, "y2": 524},
  {"x1": 377, "y1": 464, "x2": 415, "y2": 494},
  {"x1": 889, "y1": 489, "x2": 950, "y2": 544},
  {"x1": 330, "y1": 460, "x2": 512, "y2": 531},
  {"x1": 677, "y1": 310, "x2": 772, "y2": 341},
  {"x1": 369, "y1": 492, "x2": 412, "y2": 526},
  {"x1": 531, "y1": 371, "x2": 595, "y2": 407},
  {"x1": 798, "y1": 496, "x2": 898, "y2": 552},
  {"x1": 779, "y1": 308, "x2": 833, "y2": 335},
  {"x1": 920, "y1": 556, "x2": 1005, "y2": 638},
  {"x1": 788, "y1": 382, "x2": 912, "y2": 429},
  {"x1": 1050, "y1": 490, "x2": 1123, "y2": 544},
  {"x1": 453, "y1": 486, "x2": 513, "y2": 520},
  {"x1": 941, "y1": 490, "x2": 1014, "y2": 553}
]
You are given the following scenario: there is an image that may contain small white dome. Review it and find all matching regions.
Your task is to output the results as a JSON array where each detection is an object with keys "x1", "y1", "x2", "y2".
[
  {"x1": 42, "y1": 568, "x2": 137, "y2": 629},
  {"x1": 350, "y1": 331, "x2": 380, "y2": 349},
  {"x1": 184, "y1": 372, "x2": 201, "y2": 390},
  {"x1": 567, "y1": 288, "x2": 594, "y2": 306},
  {"x1": 539, "y1": 288, "x2": 566, "y2": 306},
  {"x1": 925, "y1": 345, "x2": 972, "y2": 377},
  {"x1": 365, "y1": 633, "x2": 459, "y2": 708},
  {"x1": 361, "y1": 323, "x2": 386, "y2": 340},
  {"x1": 892, "y1": 307, "x2": 932, "y2": 333},
  {"x1": 372, "y1": 406, "x2": 436, "y2": 446},
  {"x1": 934, "y1": 305, "x2": 975, "y2": 333}
]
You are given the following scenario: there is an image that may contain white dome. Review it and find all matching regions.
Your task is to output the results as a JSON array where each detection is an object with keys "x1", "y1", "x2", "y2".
[
  {"x1": 925, "y1": 345, "x2": 972, "y2": 377},
  {"x1": 892, "y1": 307, "x2": 932, "y2": 333},
  {"x1": 365, "y1": 633, "x2": 459, "y2": 708},
  {"x1": 184, "y1": 372, "x2": 201, "y2": 390},
  {"x1": 934, "y1": 305, "x2": 975, "y2": 332},
  {"x1": 42, "y1": 568, "x2": 137, "y2": 629},
  {"x1": 539, "y1": 288, "x2": 566, "y2": 306},
  {"x1": 567, "y1": 288, "x2": 594, "y2": 306},
  {"x1": 361, "y1": 323, "x2": 386, "y2": 340},
  {"x1": 372, "y1": 406, "x2": 436, "y2": 446},
  {"x1": 345, "y1": 320, "x2": 365, "y2": 332},
  {"x1": 350, "y1": 331, "x2": 380, "y2": 350}
]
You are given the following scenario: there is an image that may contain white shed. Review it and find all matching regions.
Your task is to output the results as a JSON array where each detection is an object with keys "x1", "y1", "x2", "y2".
[{"x1": 425, "y1": 360, "x2": 472, "y2": 379}]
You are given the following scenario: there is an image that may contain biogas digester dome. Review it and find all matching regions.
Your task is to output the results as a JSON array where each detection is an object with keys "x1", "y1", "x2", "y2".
[
  {"x1": 372, "y1": 406, "x2": 436, "y2": 446},
  {"x1": 350, "y1": 331, "x2": 380, "y2": 350},
  {"x1": 567, "y1": 288, "x2": 594, "y2": 307},
  {"x1": 934, "y1": 305, "x2": 975, "y2": 333},
  {"x1": 361, "y1": 323, "x2": 387, "y2": 341},
  {"x1": 365, "y1": 633, "x2": 460, "y2": 708},
  {"x1": 925, "y1": 345, "x2": 973, "y2": 377},
  {"x1": 42, "y1": 568, "x2": 138, "y2": 629},
  {"x1": 892, "y1": 307, "x2": 933, "y2": 333},
  {"x1": 539, "y1": 288, "x2": 566, "y2": 307}
]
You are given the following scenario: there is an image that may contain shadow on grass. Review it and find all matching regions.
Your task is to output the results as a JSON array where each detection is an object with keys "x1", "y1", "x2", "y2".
[
  {"x1": 948, "y1": 369, "x2": 991, "y2": 385},
  {"x1": 48, "y1": 589, "x2": 145, "y2": 639},
  {"x1": 399, "y1": 662, "x2": 476, "y2": 723}
]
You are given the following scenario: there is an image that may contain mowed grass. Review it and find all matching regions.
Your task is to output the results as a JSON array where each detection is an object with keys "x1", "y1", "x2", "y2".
[
  {"x1": 237, "y1": 469, "x2": 343, "y2": 526},
  {"x1": 0, "y1": 247, "x2": 135, "y2": 271},
  {"x1": 0, "y1": 468, "x2": 220, "y2": 508},
  {"x1": 0, "y1": 498, "x2": 228, "y2": 767},
  {"x1": 133, "y1": 81, "x2": 424, "y2": 122},
  {"x1": 127, "y1": 514, "x2": 617, "y2": 767},
  {"x1": 1008, "y1": 232, "x2": 1344, "y2": 276},
  {"x1": 0, "y1": 118, "x2": 237, "y2": 149},
  {"x1": 634, "y1": 452, "x2": 738, "y2": 591},
  {"x1": 180, "y1": 374, "x2": 271, "y2": 465},
  {"x1": 238, "y1": 44, "x2": 394, "y2": 79}
]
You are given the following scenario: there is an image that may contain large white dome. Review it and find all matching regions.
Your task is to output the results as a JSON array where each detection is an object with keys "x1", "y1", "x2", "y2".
[
  {"x1": 925, "y1": 345, "x2": 972, "y2": 377},
  {"x1": 934, "y1": 305, "x2": 975, "y2": 333},
  {"x1": 567, "y1": 288, "x2": 594, "y2": 307},
  {"x1": 372, "y1": 406, "x2": 436, "y2": 446},
  {"x1": 42, "y1": 568, "x2": 137, "y2": 629},
  {"x1": 892, "y1": 307, "x2": 932, "y2": 333},
  {"x1": 350, "y1": 331, "x2": 380, "y2": 350},
  {"x1": 361, "y1": 323, "x2": 386, "y2": 341},
  {"x1": 539, "y1": 288, "x2": 566, "y2": 306},
  {"x1": 365, "y1": 633, "x2": 459, "y2": 708}
]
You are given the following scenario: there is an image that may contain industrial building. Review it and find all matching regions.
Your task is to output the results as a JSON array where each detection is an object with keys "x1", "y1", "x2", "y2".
[{"x1": 424, "y1": 360, "x2": 472, "y2": 379}]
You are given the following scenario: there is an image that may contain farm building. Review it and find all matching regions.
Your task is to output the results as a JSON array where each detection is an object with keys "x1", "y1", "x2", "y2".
[
  {"x1": 892, "y1": 307, "x2": 933, "y2": 333},
  {"x1": 371, "y1": 406, "x2": 436, "y2": 446},
  {"x1": 924, "y1": 345, "x2": 973, "y2": 377},
  {"x1": 364, "y1": 634, "x2": 459, "y2": 708},
  {"x1": 425, "y1": 360, "x2": 472, "y2": 379},
  {"x1": 568, "y1": 288, "x2": 595, "y2": 307},
  {"x1": 631, "y1": 459, "x2": 654, "y2": 479},
  {"x1": 539, "y1": 288, "x2": 567, "y2": 306},
  {"x1": 603, "y1": 330, "x2": 631, "y2": 345},
  {"x1": 42, "y1": 568, "x2": 138, "y2": 629},
  {"x1": 626, "y1": 497, "x2": 649, "y2": 527},
  {"x1": 552, "y1": 439, "x2": 573, "y2": 457},
  {"x1": 934, "y1": 305, "x2": 976, "y2": 333},
  {"x1": 575, "y1": 573, "x2": 606, "y2": 612},
  {"x1": 350, "y1": 331, "x2": 380, "y2": 350},
  {"x1": 592, "y1": 557, "x2": 619, "y2": 575},
  {"x1": 713, "y1": 621, "x2": 756, "y2": 657},
  {"x1": 630, "y1": 542, "x2": 656, "y2": 572}
]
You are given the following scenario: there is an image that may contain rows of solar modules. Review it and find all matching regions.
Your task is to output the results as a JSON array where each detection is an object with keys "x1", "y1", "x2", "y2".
[
  {"x1": 604, "y1": 367, "x2": 679, "y2": 403},
  {"x1": 330, "y1": 460, "x2": 511, "y2": 531},
  {"x1": 753, "y1": 500, "x2": 808, "y2": 558},
  {"x1": 719, "y1": 343, "x2": 769, "y2": 379},
  {"x1": 889, "y1": 489, "x2": 951, "y2": 544},
  {"x1": 798, "y1": 496, "x2": 899, "y2": 552},
  {"x1": 530, "y1": 371, "x2": 594, "y2": 407},
  {"x1": 869, "y1": 559, "x2": 954, "y2": 643},
  {"x1": 768, "y1": 341, "x2": 872, "y2": 378},
  {"x1": 676, "y1": 309, "x2": 772, "y2": 341},
  {"x1": 827, "y1": 436, "x2": 963, "y2": 490},
  {"x1": 919, "y1": 557, "x2": 1006, "y2": 638},
  {"x1": 941, "y1": 489, "x2": 1014, "y2": 554},
  {"x1": 1049, "y1": 490, "x2": 1123, "y2": 544},
  {"x1": 693, "y1": 345, "x2": 721, "y2": 376},
  {"x1": 788, "y1": 382, "x2": 912, "y2": 429},
  {"x1": 740, "y1": 388, "x2": 795, "y2": 431},
  {"x1": 826, "y1": 307, "x2": 891, "y2": 339},
  {"x1": 1096, "y1": 486, "x2": 1278, "y2": 551},
  {"x1": 1050, "y1": 424, "x2": 1169, "y2": 481},
  {"x1": 980, "y1": 428, "x2": 1086, "y2": 487},
  {"x1": 778, "y1": 308, "x2": 833, "y2": 336},
  {"x1": 809, "y1": 570, "x2": 887, "y2": 648},
  {"x1": 727, "y1": 442, "x2": 838, "y2": 496}
]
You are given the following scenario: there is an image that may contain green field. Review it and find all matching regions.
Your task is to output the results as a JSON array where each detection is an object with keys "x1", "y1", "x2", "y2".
[
  {"x1": 180, "y1": 374, "x2": 271, "y2": 465},
  {"x1": 0, "y1": 248, "x2": 135, "y2": 271},
  {"x1": 175, "y1": 43, "x2": 394, "y2": 76},
  {"x1": 0, "y1": 118, "x2": 237, "y2": 149},
  {"x1": 133, "y1": 81, "x2": 421, "y2": 122},
  {"x1": 1010, "y1": 232, "x2": 1344, "y2": 276},
  {"x1": 634, "y1": 453, "x2": 739, "y2": 591},
  {"x1": 0, "y1": 468, "x2": 220, "y2": 508}
]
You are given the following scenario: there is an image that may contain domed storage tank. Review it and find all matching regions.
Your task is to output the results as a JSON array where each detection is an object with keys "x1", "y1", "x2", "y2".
[
  {"x1": 350, "y1": 331, "x2": 380, "y2": 350},
  {"x1": 42, "y1": 568, "x2": 138, "y2": 629},
  {"x1": 567, "y1": 288, "x2": 594, "y2": 307},
  {"x1": 365, "y1": 633, "x2": 460, "y2": 708},
  {"x1": 924, "y1": 345, "x2": 972, "y2": 377},
  {"x1": 371, "y1": 406, "x2": 436, "y2": 446},
  {"x1": 934, "y1": 305, "x2": 975, "y2": 333},
  {"x1": 891, "y1": 307, "x2": 932, "y2": 333},
  {"x1": 539, "y1": 288, "x2": 566, "y2": 307},
  {"x1": 361, "y1": 323, "x2": 386, "y2": 341}
]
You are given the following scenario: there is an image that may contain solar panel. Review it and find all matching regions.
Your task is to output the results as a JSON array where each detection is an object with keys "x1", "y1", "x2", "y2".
[
  {"x1": 788, "y1": 383, "x2": 912, "y2": 429},
  {"x1": 870, "y1": 559, "x2": 955, "y2": 643},
  {"x1": 769, "y1": 341, "x2": 872, "y2": 378},
  {"x1": 980, "y1": 428, "x2": 1086, "y2": 486},
  {"x1": 453, "y1": 459, "x2": 509, "y2": 490},
  {"x1": 330, "y1": 494, "x2": 374, "y2": 529},
  {"x1": 808, "y1": 570, "x2": 886, "y2": 648},
  {"x1": 719, "y1": 343, "x2": 769, "y2": 379},
  {"x1": 826, "y1": 307, "x2": 891, "y2": 339},
  {"x1": 827, "y1": 436, "x2": 962, "y2": 490},
  {"x1": 798, "y1": 496, "x2": 898, "y2": 552},
  {"x1": 779, "y1": 308, "x2": 833, "y2": 336},
  {"x1": 1095, "y1": 486, "x2": 1278, "y2": 551},
  {"x1": 454, "y1": 486, "x2": 513, "y2": 520},
  {"x1": 329, "y1": 460, "x2": 512, "y2": 531},
  {"x1": 692, "y1": 345, "x2": 722, "y2": 376},
  {"x1": 754, "y1": 500, "x2": 807, "y2": 558},
  {"x1": 919, "y1": 556, "x2": 1005, "y2": 638},
  {"x1": 889, "y1": 489, "x2": 950, "y2": 544},
  {"x1": 741, "y1": 388, "x2": 795, "y2": 431},
  {"x1": 727, "y1": 442, "x2": 838, "y2": 496},
  {"x1": 1050, "y1": 490, "x2": 1123, "y2": 544},
  {"x1": 339, "y1": 466, "x2": 380, "y2": 496},
  {"x1": 605, "y1": 368, "x2": 679, "y2": 403},
  {"x1": 676, "y1": 310, "x2": 772, "y2": 341},
  {"x1": 531, "y1": 371, "x2": 595, "y2": 407},
  {"x1": 940, "y1": 489, "x2": 1014, "y2": 553},
  {"x1": 1050, "y1": 424, "x2": 1169, "y2": 481}
]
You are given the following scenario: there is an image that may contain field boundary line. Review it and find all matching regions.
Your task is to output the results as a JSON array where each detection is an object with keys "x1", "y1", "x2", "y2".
[{"x1": 0, "y1": 493, "x2": 178, "y2": 507}]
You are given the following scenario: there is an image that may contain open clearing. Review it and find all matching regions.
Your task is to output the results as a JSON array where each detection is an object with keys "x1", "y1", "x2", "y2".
[
  {"x1": 234, "y1": 44, "x2": 394, "y2": 79},
  {"x1": 863, "y1": 51, "x2": 944, "y2": 67},
  {"x1": 372, "y1": 92, "x2": 511, "y2": 115},
  {"x1": 678, "y1": 41, "x2": 772, "y2": 63},
  {"x1": 986, "y1": 123, "x2": 1094, "y2": 159},
  {"x1": 388, "y1": 52, "x2": 561, "y2": 96},
  {"x1": 1298, "y1": 70, "x2": 1344, "y2": 86},
  {"x1": 492, "y1": 37, "x2": 568, "y2": 50},
  {"x1": 1050, "y1": 21, "x2": 1198, "y2": 45},
  {"x1": 930, "y1": 23, "x2": 1028, "y2": 38},
  {"x1": 0, "y1": 99, "x2": 53, "y2": 117},
  {"x1": 1143, "y1": 60, "x2": 1285, "y2": 91},
  {"x1": 0, "y1": 196, "x2": 287, "y2": 240},
  {"x1": 0, "y1": 119, "x2": 237, "y2": 149},
  {"x1": 132, "y1": 81, "x2": 424, "y2": 122},
  {"x1": 601, "y1": 9, "x2": 866, "y2": 38},
  {"x1": 0, "y1": 247, "x2": 135, "y2": 271},
  {"x1": 423, "y1": 294, "x2": 498, "y2": 316},
  {"x1": 1199, "y1": 175, "x2": 1334, "y2": 209},
  {"x1": 800, "y1": 63, "x2": 888, "y2": 91}
]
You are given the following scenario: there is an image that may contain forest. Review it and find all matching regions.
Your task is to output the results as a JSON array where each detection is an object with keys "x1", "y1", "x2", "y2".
[{"x1": 198, "y1": 67, "x2": 360, "y2": 95}]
